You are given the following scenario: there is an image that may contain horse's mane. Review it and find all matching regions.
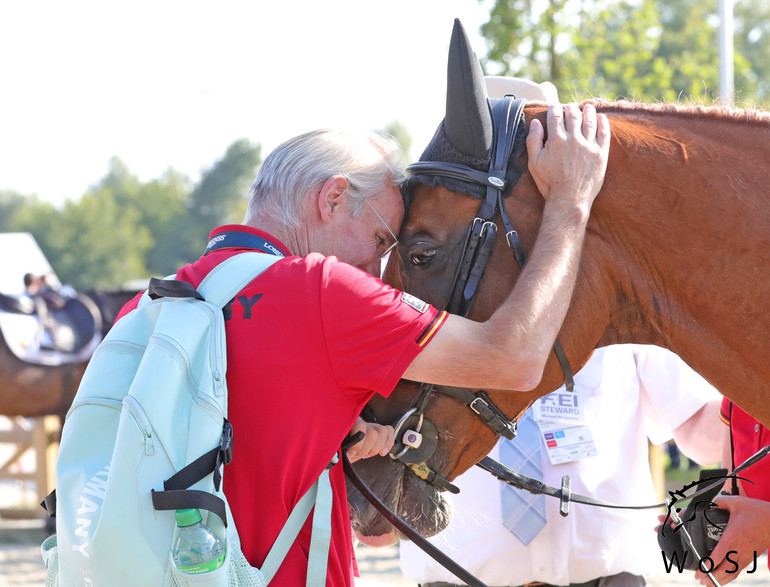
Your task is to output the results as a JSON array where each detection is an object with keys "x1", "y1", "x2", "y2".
[{"x1": 584, "y1": 98, "x2": 770, "y2": 126}]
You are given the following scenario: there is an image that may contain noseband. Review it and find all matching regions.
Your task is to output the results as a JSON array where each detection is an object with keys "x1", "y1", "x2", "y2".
[{"x1": 388, "y1": 97, "x2": 576, "y2": 490}]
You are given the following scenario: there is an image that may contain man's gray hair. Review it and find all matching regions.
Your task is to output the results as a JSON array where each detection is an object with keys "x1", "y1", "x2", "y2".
[{"x1": 244, "y1": 129, "x2": 406, "y2": 230}]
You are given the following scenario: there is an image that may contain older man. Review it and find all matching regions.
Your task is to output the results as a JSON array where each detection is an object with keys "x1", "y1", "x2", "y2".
[{"x1": 117, "y1": 101, "x2": 609, "y2": 584}]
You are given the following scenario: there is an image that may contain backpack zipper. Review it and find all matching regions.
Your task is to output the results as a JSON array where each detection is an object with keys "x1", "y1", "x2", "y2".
[
  {"x1": 150, "y1": 331, "x2": 224, "y2": 422},
  {"x1": 123, "y1": 395, "x2": 156, "y2": 455},
  {"x1": 65, "y1": 397, "x2": 123, "y2": 420}
]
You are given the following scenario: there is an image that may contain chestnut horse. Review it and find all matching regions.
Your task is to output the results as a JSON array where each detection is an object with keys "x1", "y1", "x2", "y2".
[
  {"x1": 0, "y1": 289, "x2": 139, "y2": 418},
  {"x1": 349, "y1": 100, "x2": 770, "y2": 540}
]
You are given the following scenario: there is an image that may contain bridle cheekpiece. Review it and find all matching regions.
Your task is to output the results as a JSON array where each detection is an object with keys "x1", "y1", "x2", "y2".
[{"x1": 388, "y1": 96, "x2": 575, "y2": 491}]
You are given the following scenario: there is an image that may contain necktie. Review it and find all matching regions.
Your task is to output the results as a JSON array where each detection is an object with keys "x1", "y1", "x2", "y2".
[{"x1": 499, "y1": 410, "x2": 547, "y2": 545}]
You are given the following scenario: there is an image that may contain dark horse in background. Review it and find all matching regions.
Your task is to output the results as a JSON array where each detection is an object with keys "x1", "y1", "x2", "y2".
[
  {"x1": 0, "y1": 288, "x2": 139, "y2": 418},
  {"x1": 349, "y1": 20, "x2": 770, "y2": 541}
]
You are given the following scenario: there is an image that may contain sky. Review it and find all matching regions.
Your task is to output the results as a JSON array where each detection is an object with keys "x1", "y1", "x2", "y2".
[{"x1": 0, "y1": 1, "x2": 490, "y2": 207}]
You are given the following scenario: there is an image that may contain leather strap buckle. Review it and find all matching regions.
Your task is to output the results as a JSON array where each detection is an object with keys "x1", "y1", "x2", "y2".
[{"x1": 219, "y1": 421, "x2": 234, "y2": 465}]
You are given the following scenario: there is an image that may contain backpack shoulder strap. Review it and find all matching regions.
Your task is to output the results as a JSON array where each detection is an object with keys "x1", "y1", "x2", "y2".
[
  {"x1": 148, "y1": 252, "x2": 281, "y2": 522},
  {"x1": 260, "y1": 456, "x2": 338, "y2": 586},
  {"x1": 197, "y1": 252, "x2": 281, "y2": 309},
  {"x1": 140, "y1": 251, "x2": 281, "y2": 309}
]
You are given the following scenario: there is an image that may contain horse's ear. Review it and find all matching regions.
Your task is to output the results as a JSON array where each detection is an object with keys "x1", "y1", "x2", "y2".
[
  {"x1": 445, "y1": 19, "x2": 492, "y2": 160},
  {"x1": 404, "y1": 19, "x2": 494, "y2": 202}
]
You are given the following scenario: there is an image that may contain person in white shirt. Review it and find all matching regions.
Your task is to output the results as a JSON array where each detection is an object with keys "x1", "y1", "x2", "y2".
[{"x1": 399, "y1": 344, "x2": 722, "y2": 587}]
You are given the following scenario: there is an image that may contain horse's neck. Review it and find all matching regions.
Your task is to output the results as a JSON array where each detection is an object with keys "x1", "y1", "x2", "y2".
[
  {"x1": 597, "y1": 105, "x2": 770, "y2": 293},
  {"x1": 589, "y1": 106, "x2": 770, "y2": 418}
]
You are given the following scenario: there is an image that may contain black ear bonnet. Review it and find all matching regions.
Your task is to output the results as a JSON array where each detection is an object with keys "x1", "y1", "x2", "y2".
[
  {"x1": 402, "y1": 108, "x2": 528, "y2": 206},
  {"x1": 401, "y1": 18, "x2": 528, "y2": 207}
]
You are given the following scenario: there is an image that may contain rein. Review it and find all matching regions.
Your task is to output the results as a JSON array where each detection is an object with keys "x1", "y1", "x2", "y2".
[
  {"x1": 478, "y1": 444, "x2": 770, "y2": 520},
  {"x1": 348, "y1": 431, "x2": 770, "y2": 587},
  {"x1": 343, "y1": 447, "x2": 487, "y2": 587}
]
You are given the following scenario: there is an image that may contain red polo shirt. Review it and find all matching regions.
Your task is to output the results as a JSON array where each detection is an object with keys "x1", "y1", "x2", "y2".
[
  {"x1": 118, "y1": 225, "x2": 446, "y2": 586},
  {"x1": 720, "y1": 398, "x2": 770, "y2": 501}
]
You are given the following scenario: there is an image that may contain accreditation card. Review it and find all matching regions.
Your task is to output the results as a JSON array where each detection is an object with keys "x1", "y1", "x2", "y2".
[{"x1": 533, "y1": 389, "x2": 598, "y2": 465}]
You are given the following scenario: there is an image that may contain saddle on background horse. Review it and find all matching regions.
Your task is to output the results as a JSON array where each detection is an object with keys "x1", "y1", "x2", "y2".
[{"x1": 0, "y1": 291, "x2": 102, "y2": 366}]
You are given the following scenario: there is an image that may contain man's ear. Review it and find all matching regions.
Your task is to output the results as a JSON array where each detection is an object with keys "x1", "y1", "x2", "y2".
[{"x1": 317, "y1": 176, "x2": 349, "y2": 224}]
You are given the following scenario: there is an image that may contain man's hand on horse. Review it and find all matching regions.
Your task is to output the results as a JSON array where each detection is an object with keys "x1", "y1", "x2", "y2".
[
  {"x1": 346, "y1": 417, "x2": 395, "y2": 463},
  {"x1": 526, "y1": 102, "x2": 611, "y2": 217}
]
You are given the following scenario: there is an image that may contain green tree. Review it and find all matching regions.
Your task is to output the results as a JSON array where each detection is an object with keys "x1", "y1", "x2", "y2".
[
  {"x1": 735, "y1": 0, "x2": 770, "y2": 105},
  {"x1": 4, "y1": 139, "x2": 261, "y2": 289},
  {"x1": 92, "y1": 157, "x2": 141, "y2": 207},
  {"x1": 170, "y1": 139, "x2": 262, "y2": 268},
  {"x1": 8, "y1": 195, "x2": 65, "y2": 274},
  {"x1": 80, "y1": 158, "x2": 189, "y2": 280},
  {"x1": 380, "y1": 120, "x2": 413, "y2": 161},
  {"x1": 0, "y1": 190, "x2": 34, "y2": 232},
  {"x1": 88, "y1": 158, "x2": 189, "y2": 241},
  {"x1": 136, "y1": 171, "x2": 190, "y2": 276},
  {"x1": 12, "y1": 188, "x2": 152, "y2": 289},
  {"x1": 565, "y1": 0, "x2": 677, "y2": 101},
  {"x1": 190, "y1": 139, "x2": 261, "y2": 228},
  {"x1": 78, "y1": 140, "x2": 260, "y2": 279},
  {"x1": 482, "y1": 0, "x2": 570, "y2": 86},
  {"x1": 655, "y1": 0, "x2": 722, "y2": 102},
  {"x1": 60, "y1": 190, "x2": 152, "y2": 288},
  {"x1": 480, "y1": 0, "x2": 767, "y2": 106}
]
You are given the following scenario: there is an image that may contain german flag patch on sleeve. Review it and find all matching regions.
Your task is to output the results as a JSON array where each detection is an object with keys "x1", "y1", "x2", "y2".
[
  {"x1": 400, "y1": 292, "x2": 428, "y2": 313},
  {"x1": 416, "y1": 311, "x2": 448, "y2": 347}
]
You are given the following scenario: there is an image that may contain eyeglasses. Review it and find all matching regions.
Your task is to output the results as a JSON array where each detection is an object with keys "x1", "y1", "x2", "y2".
[{"x1": 362, "y1": 197, "x2": 399, "y2": 259}]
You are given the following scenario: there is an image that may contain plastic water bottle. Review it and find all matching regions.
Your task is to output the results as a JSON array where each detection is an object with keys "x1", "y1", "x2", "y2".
[{"x1": 171, "y1": 508, "x2": 226, "y2": 574}]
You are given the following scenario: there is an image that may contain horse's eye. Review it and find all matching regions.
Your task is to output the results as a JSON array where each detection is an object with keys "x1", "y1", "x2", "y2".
[{"x1": 409, "y1": 248, "x2": 437, "y2": 267}]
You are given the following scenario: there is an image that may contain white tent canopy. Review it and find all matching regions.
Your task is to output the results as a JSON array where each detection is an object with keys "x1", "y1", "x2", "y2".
[{"x1": 0, "y1": 232, "x2": 60, "y2": 295}]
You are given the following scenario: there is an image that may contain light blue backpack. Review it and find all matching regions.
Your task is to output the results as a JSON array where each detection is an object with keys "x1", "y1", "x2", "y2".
[{"x1": 41, "y1": 252, "x2": 336, "y2": 587}]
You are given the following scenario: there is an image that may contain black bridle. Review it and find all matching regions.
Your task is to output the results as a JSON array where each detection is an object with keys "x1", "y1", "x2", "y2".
[{"x1": 386, "y1": 97, "x2": 575, "y2": 486}]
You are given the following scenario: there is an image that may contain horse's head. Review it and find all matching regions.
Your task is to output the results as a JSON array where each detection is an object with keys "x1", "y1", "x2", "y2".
[{"x1": 348, "y1": 20, "x2": 576, "y2": 542}]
